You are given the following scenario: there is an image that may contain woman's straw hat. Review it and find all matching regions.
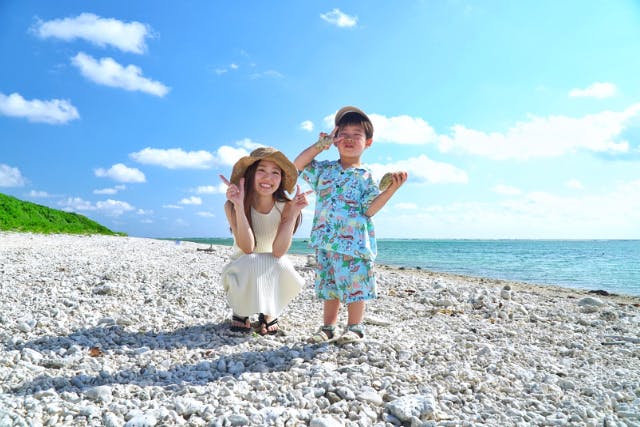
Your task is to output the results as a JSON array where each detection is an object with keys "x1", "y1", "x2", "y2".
[{"x1": 230, "y1": 147, "x2": 298, "y2": 193}]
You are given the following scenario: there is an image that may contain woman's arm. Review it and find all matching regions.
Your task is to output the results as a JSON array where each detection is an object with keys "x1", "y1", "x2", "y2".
[{"x1": 272, "y1": 187, "x2": 311, "y2": 258}]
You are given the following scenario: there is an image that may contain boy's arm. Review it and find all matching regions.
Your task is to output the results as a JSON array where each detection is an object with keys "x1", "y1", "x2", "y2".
[
  {"x1": 365, "y1": 172, "x2": 408, "y2": 217},
  {"x1": 293, "y1": 130, "x2": 336, "y2": 171}
]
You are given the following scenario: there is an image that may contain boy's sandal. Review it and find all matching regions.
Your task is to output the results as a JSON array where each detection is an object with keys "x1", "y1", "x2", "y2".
[
  {"x1": 336, "y1": 323, "x2": 365, "y2": 344},
  {"x1": 258, "y1": 313, "x2": 279, "y2": 336},
  {"x1": 229, "y1": 315, "x2": 251, "y2": 333},
  {"x1": 307, "y1": 325, "x2": 337, "y2": 344}
]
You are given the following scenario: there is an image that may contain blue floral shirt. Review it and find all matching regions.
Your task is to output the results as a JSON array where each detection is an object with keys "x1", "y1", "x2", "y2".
[{"x1": 300, "y1": 160, "x2": 380, "y2": 260}]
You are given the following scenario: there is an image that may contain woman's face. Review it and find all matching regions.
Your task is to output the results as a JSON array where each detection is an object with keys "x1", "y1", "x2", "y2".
[{"x1": 253, "y1": 160, "x2": 282, "y2": 196}]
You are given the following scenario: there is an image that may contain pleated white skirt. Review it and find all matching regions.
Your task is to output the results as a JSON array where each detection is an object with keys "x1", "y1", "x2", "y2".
[{"x1": 221, "y1": 253, "x2": 304, "y2": 317}]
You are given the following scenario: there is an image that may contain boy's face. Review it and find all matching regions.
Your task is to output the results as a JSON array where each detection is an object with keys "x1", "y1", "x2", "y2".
[{"x1": 335, "y1": 123, "x2": 373, "y2": 159}]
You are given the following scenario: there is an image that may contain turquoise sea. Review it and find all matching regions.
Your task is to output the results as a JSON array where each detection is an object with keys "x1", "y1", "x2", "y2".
[{"x1": 178, "y1": 238, "x2": 640, "y2": 297}]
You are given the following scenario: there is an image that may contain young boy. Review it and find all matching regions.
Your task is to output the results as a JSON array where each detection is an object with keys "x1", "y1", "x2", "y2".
[{"x1": 294, "y1": 106, "x2": 408, "y2": 343}]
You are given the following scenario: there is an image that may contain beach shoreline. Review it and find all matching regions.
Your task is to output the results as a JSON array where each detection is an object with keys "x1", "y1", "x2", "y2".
[{"x1": 1, "y1": 232, "x2": 639, "y2": 425}]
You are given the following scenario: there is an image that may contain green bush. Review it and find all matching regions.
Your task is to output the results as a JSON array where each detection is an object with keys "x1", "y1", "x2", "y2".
[{"x1": 0, "y1": 193, "x2": 124, "y2": 235}]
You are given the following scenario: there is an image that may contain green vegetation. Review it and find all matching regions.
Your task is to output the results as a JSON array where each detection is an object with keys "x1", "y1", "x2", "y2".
[{"x1": 0, "y1": 193, "x2": 124, "y2": 235}]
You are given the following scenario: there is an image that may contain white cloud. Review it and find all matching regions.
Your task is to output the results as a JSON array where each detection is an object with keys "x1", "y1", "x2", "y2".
[
  {"x1": 197, "y1": 211, "x2": 215, "y2": 217},
  {"x1": 565, "y1": 179, "x2": 584, "y2": 190},
  {"x1": 249, "y1": 70, "x2": 284, "y2": 79},
  {"x1": 438, "y1": 104, "x2": 639, "y2": 159},
  {"x1": 93, "y1": 184, "x2": 126, "y2": 195},
  {"x1": 570, "y1": 82, "x2": 617, "y2": 99},
  {"x1": 58, "y1": 196, "x2": 134, "y2": 217},
  {"x1": 136, "y1": 208, "x2": 153, "y2": 215},
  {"x1": 374, "y1": 180, "x2": 640, "y2": 239},
  {"x1": 323, "y1": 112, "x2": 437, "y2": 144},
  {"x1": 72, "y1": 52, "x2": 169, "y2": 97},
  {"x1": 493, "y1": 184, "x2": 522, "y2": 196},
  {"x1": 95, "y1": 163, "x2": 146, "y2": 183},
  {"x1": 194, "y1": 184, "x2": 226, "y2": 194},
  {"x1": 163, "y1": 204, "x2": 183, "y2": 209},
  {"x1": 214, "y1": 142, "x2": 258, "y2": 167},
  {"x1": 59, "y1": 197, "x2": 94, "y2": 212},
  {"x1": 0, "y1": 92, "x2": 79, "y2": 124},
  {"x1": 368, "y1": 154, "x2": 468, "y2": 184},
  {"x1": 395, "y1": 202, "x2": 418, "y2": 210},
  {"x1": 130, "y1": 147, "x2": 213, "y2": 169},
  {"x1": 27, "y1": 190, "x2": 50, "y2": 198},
  {"x1": 179, "y1": 196, "x2": 202, "y2": 205},
  {"x1": 300, "y1": 120, "x2": 314, "y2": 132},
  {"x1": 95, "y1": 199, "x2": 135, "y2": 216},
  {"x1": 33, "y1": 13, "x2": 151, "y2": 54},
  {"x1": 320, "y1": 9, "x2": 358, "y2": 28},
  {"x1": 0, "y1": 164, "x2": 26, "y2": 187}
]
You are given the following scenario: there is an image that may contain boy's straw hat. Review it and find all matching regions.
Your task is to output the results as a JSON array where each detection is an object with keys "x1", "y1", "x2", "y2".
[
  {"x1": 230, "y1": 147, "x2": 298, "y2": 193},
  {"x1": 334, "y1": 106, "x2": 373, "y2": 131}
]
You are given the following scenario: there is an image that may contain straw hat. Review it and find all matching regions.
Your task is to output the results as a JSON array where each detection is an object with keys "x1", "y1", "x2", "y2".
[
  {"x1": 230, "y1": 147, "x2": 298, "y2": 193},
  {"x1": 334, "y1": 105, "x2": 373, "y2": 130}
]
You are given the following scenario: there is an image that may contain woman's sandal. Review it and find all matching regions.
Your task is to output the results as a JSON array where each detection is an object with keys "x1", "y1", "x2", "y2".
[
  {"x1": 307, "y1": 325, "x2": 337, "y2": 344},
  {"x1": 258, "y1": 313, "x2": 279, "y2": 336},
  {"x1": 336, "y1": 323, "x2": 365, "y2": 344},
  {"x1": 229, "y1": 314, "x2": 251, "y2": 333}
]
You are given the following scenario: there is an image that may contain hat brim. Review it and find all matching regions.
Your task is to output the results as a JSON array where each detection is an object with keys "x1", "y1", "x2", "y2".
[{"x1": 334, "y1": 106, "x2": 372, "y2": 127}]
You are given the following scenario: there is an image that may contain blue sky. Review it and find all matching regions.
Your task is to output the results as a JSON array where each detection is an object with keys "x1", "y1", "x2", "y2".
[{"x1": 2, "y1": 1, "x2": 640, "y2": 239}]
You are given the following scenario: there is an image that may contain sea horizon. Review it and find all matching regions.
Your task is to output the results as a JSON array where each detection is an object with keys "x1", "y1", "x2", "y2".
[{"x1": 165, "y1": 237, "x2": 640, "y2": 297}]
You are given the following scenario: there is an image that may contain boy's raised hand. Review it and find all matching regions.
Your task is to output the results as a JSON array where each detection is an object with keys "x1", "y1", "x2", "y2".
[
  {"x1": 219, "y1": 175, "x2": 244, "y2": 205},
  {"x1": 314, "y1": 126, "x2": 338, "y2": 151}
]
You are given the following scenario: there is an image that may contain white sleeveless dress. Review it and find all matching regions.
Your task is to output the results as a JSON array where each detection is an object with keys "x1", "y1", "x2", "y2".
[{"x1": 221, "y1": 202, "x2": 304, "y2": 317}]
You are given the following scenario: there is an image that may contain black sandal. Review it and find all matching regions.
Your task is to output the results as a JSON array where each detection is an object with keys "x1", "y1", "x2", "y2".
[
  {"x1": 258, "y1": 313, "x2": 279, "y2": 336},
  {"x1": 230, "y1": 315, "x2": 251, "y2": 333}
]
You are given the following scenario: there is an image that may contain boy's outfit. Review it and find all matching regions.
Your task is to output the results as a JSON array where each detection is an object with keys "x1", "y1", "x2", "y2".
[{"x1": 299, "y1": 160, "x2": 380, "y2": 303}]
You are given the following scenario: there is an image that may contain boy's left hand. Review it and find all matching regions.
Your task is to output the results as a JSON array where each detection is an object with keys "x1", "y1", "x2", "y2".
[{"x1": 385, "y1": 171, "x2": 408, "y2": 191}]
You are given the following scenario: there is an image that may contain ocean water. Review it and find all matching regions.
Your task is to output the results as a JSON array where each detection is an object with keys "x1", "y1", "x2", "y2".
[{"x1": 180, "y1": 238, "x2": 640, "y2": 297}]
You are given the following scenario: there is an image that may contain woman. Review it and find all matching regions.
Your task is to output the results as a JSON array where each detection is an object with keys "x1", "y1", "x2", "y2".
[{"x1": 219, "y1": 147, "x2": 310, "y2": 335}]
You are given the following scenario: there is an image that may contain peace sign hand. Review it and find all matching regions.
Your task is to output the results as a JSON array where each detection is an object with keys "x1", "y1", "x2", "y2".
[
  {"x1": 288, "y1": 185, "x2": 313, "y2": 212},
  {"x1": 220, "y1": 175, "x2": 244, "y2": 206}
]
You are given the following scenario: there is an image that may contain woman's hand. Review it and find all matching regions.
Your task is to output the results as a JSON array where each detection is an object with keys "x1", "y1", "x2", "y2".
[
  {"x1": 287, "y1": 185, "x2": 313, "y2": 213},
  {"x1": 220, "y1": 175, "x2": 244, "y2": 206}
]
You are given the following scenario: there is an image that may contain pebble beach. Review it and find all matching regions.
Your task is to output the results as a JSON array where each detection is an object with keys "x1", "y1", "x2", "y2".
[{"x1": 1, "y1": 232, "x2": 639, "y2": 427}]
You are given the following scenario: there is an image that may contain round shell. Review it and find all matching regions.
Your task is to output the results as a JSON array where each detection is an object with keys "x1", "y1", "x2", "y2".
[{"x1": 379, "y1": 172, "x2": 393, "y2": 191}]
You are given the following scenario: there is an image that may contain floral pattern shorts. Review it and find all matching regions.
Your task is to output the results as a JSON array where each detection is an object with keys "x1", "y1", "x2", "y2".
[{"x1": 314, "y1": 250, "x2": 376, "y2": 303}]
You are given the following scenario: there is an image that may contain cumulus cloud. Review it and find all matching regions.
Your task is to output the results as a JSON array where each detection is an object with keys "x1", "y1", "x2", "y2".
[
  {"x1": 368, "y1": 154, "x2": 468, "y2": 185},
  {"x1": 58, "y1": 197, "x2": 134, "y2": 217},
  {"x1": 95, "y1": 163, "x2": 146, "y2": 183},
  {"x1": 33, "y1": 13, "x2": 151, "y2": 54},
  {"x1": 565, "y1": 179, "x2": 584, "y2": 190},
  {"x1": 179, "y1": 196, "x2": 202, "y2": 205},
  {"x1": 27, "y1": 190, "x2": 51, "y2": 198},
  {"x1": 130, "y1": 147, "x2": 213, "y2": 169},
  {"x1": 197, "y1": 211, "x2": 215, "y2": 218},
  {"x1": 213, "y1": 139, "x2": 263, "y2": 167},
  {"x1": 163, "y1": 204, "x2": 183, "y2": 209},
  {"x1": 72, "y1": 52, "x2": 169, "y2": 97},
  {"x1": 0, "y1": 92, "x2": 79, "y2": 124},
  {"x1": 493, "y1": 184, "x2": 522, "y2": 196},
  {"x1": 93, "y1": 184, "x2": 126, "y2": 195},
  {"x1": 0, "y1": 164, "x2": 27, "y2": 187},
  {"x1": 570, "y1": 82, "x2": 617, "y2": 99},
  {"x1": 320, "y1": 9, "x2": 358, "y2": 28},
  {"x1": 300, "y1": 120, "x2": 314, "y2": 132},
  {"x1": 374, "y1": 180, "x2": 640, "y2": 239},
  {"x1": 323, "y1": 111, "x2": 437, "y2": 144},
  {"x1": 438, "y1": 104, "x2": 639, "y2": 160},
  {"x1": 194, "y1": 184, "x2": 226, "y2": 194}
]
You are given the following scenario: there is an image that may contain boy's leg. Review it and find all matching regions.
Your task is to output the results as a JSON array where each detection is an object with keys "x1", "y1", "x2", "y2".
[
  {"x1": 323, "y1": 299, "x2": 341, "y2": 326},
  {"x1": 346, "y1": 300, "x2": 365, "y2": 325}
]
